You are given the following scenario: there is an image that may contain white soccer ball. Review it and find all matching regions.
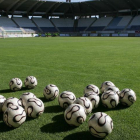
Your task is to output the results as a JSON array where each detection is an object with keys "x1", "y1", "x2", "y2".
[
  {"x1": 0, "y1": 95, "x2": 6, "y2": 112},
  {"x1": 88, "y1": 112, "x2": 113, "y2": 138},
  {"x1": 43, "y1": 84, "x2": 59, "y2": 100},
  {"x1": 20, "y1": 92, "x2": 37, "y2": 108},
  {"x1": 3, "y1": 105, "x2": 26, "y2": 128},
  {"x1": 84, "y1": 91, "x2": 100, "y2": 109},
  {"x1": 24, "y1": 97, "x2": 44, "y2": 118},
  {"x1": 58, "y1": 91, "x2": 76, "y2": 109},
  {"x1": 24, "y1": 76, "x2": 37, "y2": 89},
  {"x1": 100, "y1": 81, "x2": 115, "y2": 93},
  {"x1": 9, "y1": 78, "x2": 22, "y2": 91},
  {"x1": 2, "y1": 97, "x2": 22, "y2": 112},
  {"x1": 84, "y1": 84, "x2": 100, "y2": 94},
  {"x1": 64, "y1": 104, "x2": 86, "y2": 126},
  {"x1": 74, "y1": 97, "x2": 92, "y2": 114},
  {"x1": 119, "y1": 88, "x2": 136, "y2": 106},
  {"x1": 104, "y1": 86, "x2": 120, "y2": 95},
  {"x1": 101, "y1": 91, "x2": 119, "y2": 108}
]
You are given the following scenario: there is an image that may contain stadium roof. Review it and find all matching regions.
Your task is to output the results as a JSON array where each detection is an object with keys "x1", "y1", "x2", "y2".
[{"x1": 0, "y1": 0, "x2": 140, "y2": 16}]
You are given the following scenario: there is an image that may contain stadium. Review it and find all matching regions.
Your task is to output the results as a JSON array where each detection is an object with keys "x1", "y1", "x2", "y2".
[
  {"x1": 0, "y1": 0, "x2": 140, "y2": 37},
  {"x1": 0, "y1": 0, "x2": 140, "y2": 140}
]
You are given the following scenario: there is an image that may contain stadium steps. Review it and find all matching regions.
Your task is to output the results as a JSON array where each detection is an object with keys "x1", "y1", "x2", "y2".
[
  {"x1": 123, "y1": 16, "x2": 134, "y2": 31},
  {"x1": 84, "y1": 18, "x2": 97, "y2": 31},
  {"x1": 31, "y1": 18, "x2": 43, "y2": 33},
  {"x1": 11, "y1": 18, "x2": 25, "y2": 33},
  {"x1": 50, "y1": 19, "x2": 60, "y2": 32},
  {"x1": 102, "y1": 18, "x2": 114, "y2": 31},
  {"x1": 0, "y1": 27, "x2": 5, "y2": 32}
]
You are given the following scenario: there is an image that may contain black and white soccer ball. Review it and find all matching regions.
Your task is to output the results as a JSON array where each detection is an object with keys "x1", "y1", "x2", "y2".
[
  {"x1": 9, "y1": 78, "x2": 22, "y2": 91},
  {"x1": 2, "y1": 97, "x2": 22, "y2": 112},
  {"x1": 84, "y1": 92, "x2": 100, "y2": 109},
  {"x1": 104, "y1": 86, "x2": 120, "y2": 95},
  {"x1": 0, "y1": 95, "x2": 6, "y2": 112},
  {"x1": 101, "y1": 91, "x2": 119, "y2": 109},
  {"x1": 119, "y1": 88, "x2": 136, "y2": 106},
  {"x1": 3, "y1": 105, "x2": 26, "y2": 128},
  {"x1": 43, "y1": 84, "x2": 59, "y2": 100},
  {"x1": 64, "y1": 104, "x2": 86, "y2": 126},
  {"x1": 24, "y1": 76, "x2": 37, "y2": 89},
  {"x1": 88, "y1": 112, "x2": 113, "y2": 138},
  {"x1": 58, "y1": 91, "x2": 76, "y2": 109},
  {"x1": 24, "y1": 97, "x2": 44, "y2": 118},
  {"x1": 20, "y1": 92, "x2": 37, "y2": 108},
  {"x1": 100, "y1": 81, "x2": 115, "y2": 93},
  {"x1": 84, "y1": 84, "x2": 100, "y2": 94},
  {"x1": 74, "y1": 97, "x2": 92, "y2": 114}
]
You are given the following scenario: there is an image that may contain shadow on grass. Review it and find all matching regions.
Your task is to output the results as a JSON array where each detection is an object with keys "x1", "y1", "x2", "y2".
[
  {"x1": 0, "y1": 87, "x2": 31, "y2": 94},
  {"x1": 38, "y1": 97, "x2": 53, "y2": 103},
  {"x1": 0, "y1": 121, "x2": 13, "y2": 132},
  {"x1": 92, "y1": 102, "x2": 128, "y2": 114},
  {"x1": 44, "y1": 105, "x2": 63, "y2": 113},
  {"x1": 41, "y1": 114, "x2": 76, "y2": 133},
  {"x1": 63, "y1": 131, "x2": 103, "y2": 140}
]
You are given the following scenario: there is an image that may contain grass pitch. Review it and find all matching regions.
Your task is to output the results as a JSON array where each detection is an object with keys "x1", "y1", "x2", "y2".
[{"x1": 0, "y1": 37, "x2": 140, "y2": 140}]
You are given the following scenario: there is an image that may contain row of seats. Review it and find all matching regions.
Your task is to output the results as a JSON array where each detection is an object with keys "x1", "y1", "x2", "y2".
[{"x1": 0, "y1": 16, "x2": 140, "y2": 33}]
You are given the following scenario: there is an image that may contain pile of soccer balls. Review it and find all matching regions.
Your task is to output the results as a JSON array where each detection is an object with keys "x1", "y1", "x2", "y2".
[
  {"x1": 0, "y1": 76, "x2": 44, "y2": 128},
  {"x1": 43, "y1": 81, "x2": 136, "y2": 138},
  {"x1": 0, "y1": 77, "x2": 137, "y2": 139}
]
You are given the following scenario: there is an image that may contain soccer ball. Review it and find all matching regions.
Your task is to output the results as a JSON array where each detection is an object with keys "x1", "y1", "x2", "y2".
[
  {"x1": 24, "y1": 76, "x2": 37, "y2": 89},
  {"x1": 119, "y1": 88, "x2": 136, "y2": 106},
  {"x1": 84, "y1": 91, "x2": 100, "y2": 109},
  {"x1": 100, "y1": 81, "x2": 115, "y2": 93},
  {"x1": 24, "y1": 97, "x2": 44, "y2": 118},
  {"x1": 9, "y1": 78, "x2": 22, "y2": 91},
  {"x1": 2, "y1": 97, "x2": 22, "y2": 112},
  {"x1": 74, "y1": 97, "x2": 92, "y2": 114},
  {"x1": 104, "y1": 86, "x2": 120, "y2": 95},
  {"x1": 3, "y1": 105, "x2": 26, "y2": 128},
  {"x1": 58, "y1": 91, "x2": 76, "y2": 109},
  {"x1": 88, "y1": 112, "x2": 113, "y2": 138},
  {"x1": 43, "y1": 84, "x2": 59, "y2": 100},
  {"x1": 0, "y1": 95, "x2": 6, "y2": 112},
  {"x1": 64, "y1": 104, "x2": 86, "y2": 126},
  {"x1": 84, "y1": 84, "x2": 100, "y2": 94},
  {"x1": 20, "y1": 92, "x2": 37, "y2": 108},
  {"x1": 101, "y1": 91, "x2": 119, "y2": 108}
]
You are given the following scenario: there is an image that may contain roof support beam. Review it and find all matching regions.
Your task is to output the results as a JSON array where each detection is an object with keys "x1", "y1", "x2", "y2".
[
  {"x1": 0, "y1": 0, "x2": 4, "y2": 4},
  {"x1": 50, "y1": 3, "x2": 63, "y2": 16},
  {"x1": 123, "y1": 0, "x2": 133, "y2": 10},
  {"x1": 84, "y1": 2, "x2": 97, "y2": 14},
  {"x1": 31, "y1": 1, "x2": 45, "y2": 15},
  {"x1": 103, "y1": 0, "x2": 118, "y2": 11},
  {"x1": 6, "y1": 0, "x2": 19, "y2": 14},
  {"x1": 87, "y1": 2, "x2": 100, "y2": 13},
  {"x1": 27, "y1": 1, "x2": 39, "y2": 14},
  {"x1": 46, "y1": 2, "x2": 58, "y2": 16},
  {"x1": 12, "y1": 0, "x2": 27, "y2": 15},
  {"x1": 129, "y1": 0, "x2": 138, "y2": 10}
]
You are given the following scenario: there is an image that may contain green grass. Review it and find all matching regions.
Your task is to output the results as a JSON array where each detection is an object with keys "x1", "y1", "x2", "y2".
[{"x1": 0, "y1": 37, "x2": 140, "y2": 140}]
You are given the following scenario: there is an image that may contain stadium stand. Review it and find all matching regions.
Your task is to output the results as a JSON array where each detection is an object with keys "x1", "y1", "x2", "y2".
[
  {"x1": 77, "y1": 18, "x2": 96, "y2": 31},
  {"x1": 12, "y1": 17, "x2": 39, "y2": 33},
  {"x1": 51, "y1": 18, "x2": 74, "y2": 32},
  {"x1": 127, "y1": 15, "x2": 140, "y2": 30},
  {"x1": 87, "y1": 17, "x2": 113, "y2": 31},
  {"x1": 0, "y1": 17, "x2": 22, "y2": 32},
  {"x1": 32, "y1": 18, "x2": 57, "y2": 33}
]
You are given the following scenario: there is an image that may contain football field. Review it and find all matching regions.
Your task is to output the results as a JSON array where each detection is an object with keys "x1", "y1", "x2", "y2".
[{"x1": 0, "y1": 37, "x2": 140, "y2": 140}]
